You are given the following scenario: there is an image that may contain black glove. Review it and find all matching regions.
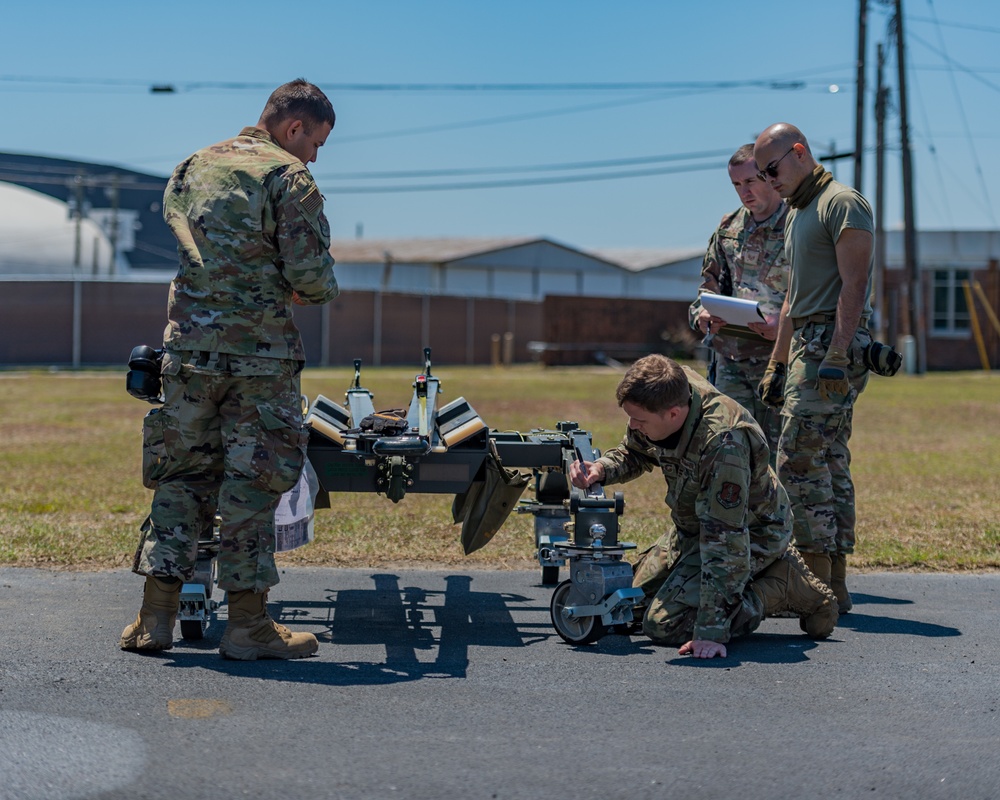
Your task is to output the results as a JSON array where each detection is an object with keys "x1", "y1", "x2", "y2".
[
  {"x1": 758, "y1": 360, "x2": 786, "y2": 407},
  {"x1": 863, "y1": 340, "x2": 902, "y2": 376},
  {"x1": 359, "y1": 410, "x2": 410, "y2": 435}
]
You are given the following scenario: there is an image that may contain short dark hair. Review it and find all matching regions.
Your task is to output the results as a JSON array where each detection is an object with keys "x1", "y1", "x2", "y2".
[
  {"x1": 615, "y1": 354, "x2": 690, "y2": 412},
  {"x1": 728, "y1": 144, "x2": 756, "y2": 169},
  {"x1": 260, "y1": 78, "x2": 336, "y2": 131}
]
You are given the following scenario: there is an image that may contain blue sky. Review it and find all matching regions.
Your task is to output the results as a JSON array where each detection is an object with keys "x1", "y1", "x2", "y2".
[{"x1": 3, "y1": 1, "x2": 998, "y2": 250}]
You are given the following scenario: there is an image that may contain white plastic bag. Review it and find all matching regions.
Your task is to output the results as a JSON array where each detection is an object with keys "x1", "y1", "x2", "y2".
[{"x1": 274, "y1": 459, "x2": 320, "y2": 552}]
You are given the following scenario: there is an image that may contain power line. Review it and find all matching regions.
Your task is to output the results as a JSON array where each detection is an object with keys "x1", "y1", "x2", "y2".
[
  {"x1": 906, "y1": 15, "x2": 1000, "y2": 35},
  {"x1": 334, "y1": 90, "x2": 697, "y2": 144},
  {"x1": 917, "y1": 2, "x2": 996, "y2": 225},
  {"x1": 916, "y1": 64, "x2": 1000, "y2": 73},
  {"x1": 0, "y1": 150, "x2": 731, "y2": 194},
  {"x1": 0, "y1": 74, "x2": 813, "y2": 94},
  {"x1": 322, "y1": 159, "x2": 726, "y2": 194},
  {"x1": 185, "y1": 79, "x2": 810, "y2": 92},
  {"x1": 332, "y1": 78, "x2": 847, "y2": 145},
  {"x1": 1, "y1": 67, "x2": 848, "y2": 161},
  {"x1": 0, "y1": 75, "x2": 145, "y2": 89},
  {"x1": 0, "y1": 160, "x2": 155, "y2": 179},
  {"x1": 0, "y1": 170, "x2": 164, "y2": 191},
  {"x1": 313, "y1": 148, "x2": 735, "y2": 180},
  {"x1": 906, "y1": 30, "x2": 1000, "y2": 93},
  {"x1": 909, "y1": 66, "x2": 954, "y2": 226}
]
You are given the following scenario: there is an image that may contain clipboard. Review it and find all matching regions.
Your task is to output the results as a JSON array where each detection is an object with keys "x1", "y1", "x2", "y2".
[{"x1": 700, "y1": 293, "x2": 765, "y2": 328}]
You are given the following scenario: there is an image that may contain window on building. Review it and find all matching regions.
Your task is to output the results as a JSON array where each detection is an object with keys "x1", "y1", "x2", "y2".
[{"x1": 931, "y1": 269, "x2": 971, "y2": 334}]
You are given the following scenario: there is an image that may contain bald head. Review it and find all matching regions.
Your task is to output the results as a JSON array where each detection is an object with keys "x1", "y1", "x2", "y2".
[
  {"x1": 754, "y1": 123, "x2": 818, "y2": 198},
  {"x1": 756, "y1": 123, "x2": 809, "y2": 153}
]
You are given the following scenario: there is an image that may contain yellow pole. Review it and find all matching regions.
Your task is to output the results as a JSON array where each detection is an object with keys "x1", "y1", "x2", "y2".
[
  {"x1": 971, "y1": 280, "x2": 1000, "y2": 337},
  {"x1": 962, "y1": 281, "x2": 990, "y2": 371}
]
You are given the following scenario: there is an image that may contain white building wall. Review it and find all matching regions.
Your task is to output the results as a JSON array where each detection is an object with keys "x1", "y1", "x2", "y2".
[
  {"x1": 333, "y1": 262, "x2": 384, "y2": 291},
  {"x1": 443, "y1": 266, "x2": 490, "y2": 296},
  {"x1": 0, "y1": 182, "x2": 119, "y2": 276},
  {"x1": 627, "y1": 257, "x2": 704, "y2": 300},
  {"x1": 488, "y1": 269, "x2": 534, "y2": 298},
  {"x1": 387, "y1": 263, "x2": 435, "y2": 293},
  {"x1": 884, "y1": 230, "x2": 1000, "y2": 267},
  {"x1": 537, "y1": 270, "x2": 580, "y2": 297},
  {"x1": 331, "y1": 239, "x2": 708, "y2": 301},
  {"x1": 634, "y1": 276, "x2": 702, "y2": 299},
  {"x1": 581, "y1": 271, "x2": 626, "y2": 297}
]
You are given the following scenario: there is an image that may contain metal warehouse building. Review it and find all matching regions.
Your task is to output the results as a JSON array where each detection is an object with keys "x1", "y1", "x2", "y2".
[{"x1": 0, "y1": 151, "x2": 998, "y2": 371}]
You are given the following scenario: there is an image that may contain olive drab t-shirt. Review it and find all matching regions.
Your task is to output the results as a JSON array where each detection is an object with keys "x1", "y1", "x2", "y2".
[{"x1": 784, "y1": 179, "x2": 874, "y2": 319}]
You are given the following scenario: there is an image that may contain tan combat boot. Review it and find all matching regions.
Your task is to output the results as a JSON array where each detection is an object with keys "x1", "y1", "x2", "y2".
[
  {"x1": 800, "y1": 551, "x2": 833, "y2": 589},
  {"x1": 830, "y1": 553, "x2": 853, "y2": 614},
  {"x1": 219, "y1": 590, "x2": 318, "y2": 661},
  {"x1": 120, "y1": 576, "x2": 182, "y2": 651},
  {"x1": 750, "y1": 549, "x2": 838, "y2": 639}
]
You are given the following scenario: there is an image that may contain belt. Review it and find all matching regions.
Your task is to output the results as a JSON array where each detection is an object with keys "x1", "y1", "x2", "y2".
[
  {"x1": 791, "y1": 313, "x2": 871, "y2": 331},
  {"x1": 791, "y1": 312, "x2": 836, "y2": 330},
  {"x1": 718, "y1": 325, "x2": 767, "y2": 342},
  {"x1": 193, "y1": 351, "x2": 230, "y2": 370}
]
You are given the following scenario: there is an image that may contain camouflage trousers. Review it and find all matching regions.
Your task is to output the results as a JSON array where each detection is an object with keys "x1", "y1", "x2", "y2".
[
  {"x1": 712, "y1": 355, "x2": 782, "y2": 467},
  {"x1": 133, "y1": 350, "x2": 307, "y2": 592},
  {"x1": 778, "y1": 321, "x2": 871, "y2": 555},
  {"x1": 632, "y1": 530, "x2": 780, "y2": 645}
]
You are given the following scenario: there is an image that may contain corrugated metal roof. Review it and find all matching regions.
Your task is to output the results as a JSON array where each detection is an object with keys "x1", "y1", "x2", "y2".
[
  {"x1": 329, "y1": 236, "x2": 703, "y2": 272},
  {"x1": 589, "y1": 247, "x2": 705, "y2": 272},
  {"x1": 330, "y1": 236, "x2": 543, "y2": 263}
]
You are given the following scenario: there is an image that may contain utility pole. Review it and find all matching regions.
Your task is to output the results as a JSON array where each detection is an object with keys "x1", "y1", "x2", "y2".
[
  {"x1": 874, "y1": 42, "x2": 890, "y2": 344},
  {"x1": 855, "y1": 0, "x2": 867, "y2": 191},
  {"x1": 108, "y1": 173, "x2": 120, "y2": 275},
  {"x1": 72, "y1": 171, "x2": 85, "y2": 268},
  {"x1": 71, "y1": 170, "x2": 86, "y2": 369},
  {"x1": 895, "y1": 0, "x2": 924, "y2": 373}
]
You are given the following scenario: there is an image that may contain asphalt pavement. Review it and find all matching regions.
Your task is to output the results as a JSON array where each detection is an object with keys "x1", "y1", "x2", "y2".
[{"x1": 1, "y1": 566, "x2": 998, "y2": 800}]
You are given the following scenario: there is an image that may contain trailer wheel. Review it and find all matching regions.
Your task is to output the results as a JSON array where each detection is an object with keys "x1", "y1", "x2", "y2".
[{"x1": 549, "y1": 580, "x2": 605, "y2": 645}]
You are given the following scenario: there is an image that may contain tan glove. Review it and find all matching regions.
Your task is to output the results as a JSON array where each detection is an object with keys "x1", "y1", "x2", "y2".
[
  {"x1": 817, "y1": 346, "x2": 850, "y2": 400},
  {"x1": 757, "y1": 360, "x2": 786, "y2": 407}
]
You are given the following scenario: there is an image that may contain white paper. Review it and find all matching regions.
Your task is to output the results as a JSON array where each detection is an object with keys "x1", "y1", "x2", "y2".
[
  {"x1": 700, "y1": 293, "x2": 765, "y2": 327},
  {"x1": 274, "y1": 460, "x2": 320, "y2": 552}
]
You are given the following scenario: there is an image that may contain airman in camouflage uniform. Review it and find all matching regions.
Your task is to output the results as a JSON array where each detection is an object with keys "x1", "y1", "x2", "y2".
[
  {"x1": 690, "y1": 144, "x2": 789, "y2": 465},
  {"x1": 121, "y1": 79, "x2": 339, "y2": 660},
  {"x1": 754, "y1": 123, "x2": 875, "y2": 614},
  {"x1": 570, "y1": 355, "x2": 837, "y2": 659}
]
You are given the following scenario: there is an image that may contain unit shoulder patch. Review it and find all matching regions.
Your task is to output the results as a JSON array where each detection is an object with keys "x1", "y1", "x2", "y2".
[{"x1": 716, "y1": 482, "x2": 742, "y2": 510}]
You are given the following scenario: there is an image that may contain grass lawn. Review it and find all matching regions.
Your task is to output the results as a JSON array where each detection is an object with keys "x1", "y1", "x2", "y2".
[{"x1": 1, "y1": 363, "x2": 997, "y2": 572}]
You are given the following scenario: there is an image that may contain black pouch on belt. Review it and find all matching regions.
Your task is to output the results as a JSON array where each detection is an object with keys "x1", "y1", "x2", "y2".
[{"x1": 126, "y1": 345, "x2": 164, "y2": 403}]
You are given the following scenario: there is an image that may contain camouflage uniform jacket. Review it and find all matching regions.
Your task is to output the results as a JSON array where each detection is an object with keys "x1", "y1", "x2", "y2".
[
  {"x1": 596, "y1": 368, "x2": 792, "y2": 640},
  {"x1": 162, "y1": 127, "x2": 339, "y2": 361},
  {"x1": 688, "y1": 203, "x2": 790, "y2": 361}
]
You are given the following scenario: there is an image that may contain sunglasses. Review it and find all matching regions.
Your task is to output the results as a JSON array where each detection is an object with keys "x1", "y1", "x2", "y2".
[{"x1": 757, "y1": 147, "x2": 795, "y2": 180}]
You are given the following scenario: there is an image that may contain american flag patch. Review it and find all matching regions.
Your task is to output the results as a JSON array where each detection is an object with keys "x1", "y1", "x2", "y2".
[{"x1": 301, "y1": 187, "x2": 323, "y2": 215}]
